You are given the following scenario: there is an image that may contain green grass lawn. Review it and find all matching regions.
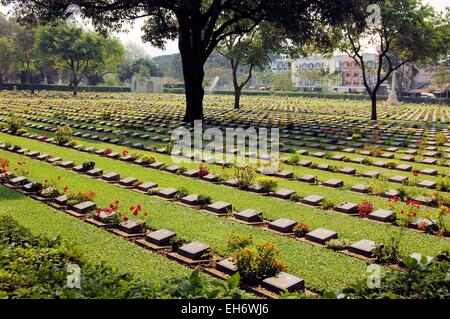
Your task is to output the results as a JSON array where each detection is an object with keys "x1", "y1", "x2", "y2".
[
  {"x1": 0, "y1": 148, "x2": 374, "y2": 292},
  {"x1": 1, "y1": 134, "x2": 449, "y2": 257},
  {"x1": 0, "y1": 185, "x2": 191, "y2": 288}
]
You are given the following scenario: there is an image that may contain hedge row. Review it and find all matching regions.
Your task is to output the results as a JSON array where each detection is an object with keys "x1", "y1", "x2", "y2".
[
  {"x1": 163, "y1": 88, "x2": 450, "y2": 105},
  {"x1": 0, "y1": 83, "x2": 131, "y2": 93}
]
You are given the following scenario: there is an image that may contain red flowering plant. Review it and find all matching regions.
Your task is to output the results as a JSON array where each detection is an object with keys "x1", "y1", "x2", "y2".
[
  {"x1": 198, "y1": 164, "x2": 210, "y2": 178},
  {"x1": 357, "y1": 200, "x2": 374, "y2": 218},
  {"x1": 103, "y1": 147, "x2": 113, "y2": 155},
  {"x1": 122, "y1": 150, "x2": 129, "y2": 156},
  {"x1": 388, "y1": 197, "x2": 424, "y2": 228},
  {"x1": 115, "y1": 203, "x2": 149, "y2": 224},
  {"x1": 39, "y1": 176, "x2": 63, "y2": 199},
  {"x1": 92, "y1": 200, "x2": 122, "y2": 224},
  {"x1": 0, "y1": 171, "x2": 11, "y2": 183}
]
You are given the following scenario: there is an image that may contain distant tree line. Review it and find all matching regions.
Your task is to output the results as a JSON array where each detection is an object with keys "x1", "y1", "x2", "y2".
[{"x1": 0, "y1": 14, "x2": 162, "y2": 95}]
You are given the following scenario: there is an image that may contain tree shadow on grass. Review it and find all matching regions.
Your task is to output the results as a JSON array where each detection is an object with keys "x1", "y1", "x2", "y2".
[{"x1": 0, "y1": 185, "x2": 28, "y2": 202}]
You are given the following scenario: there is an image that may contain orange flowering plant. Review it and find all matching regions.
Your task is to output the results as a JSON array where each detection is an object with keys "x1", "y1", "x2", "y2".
[
  {"x1": 0, "y1": 156, "x2": 10, "y2": 173},
  {"x1": 231, "y1": 240, "x2": 285, "y2": 285}
]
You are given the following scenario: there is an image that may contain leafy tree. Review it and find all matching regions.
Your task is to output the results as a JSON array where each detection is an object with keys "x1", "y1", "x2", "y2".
[
  {"x1": 119, "y1": 57, "x2": 162, "y2": 83},
  {"x1": 13, "y1": 26, "x2": 39, "y2": 92},
  {"x1": 2, "y1": 0, "x2": 361, "y2": 122},
  {"x1": 0, "y1": 37, "x2": 17, "y2": 83},
  {"x1": 35, "y1": 23, "x2": 121, "y2": 95},
  {"x1": 270, "y1": 72, "x2": 294, "y2": 91},
  {"x1": 431, "y1": 65, "x2": 450, "y2": 101},
  {"x1": 337, "y1": 0, "x2": 450, "y2": 120},
  {"x1": 217, "y1": 23, "x2": 286, "y2": 109},
  {"x1": 83, "y1": 37, "x2": 125, "y2": 85}
]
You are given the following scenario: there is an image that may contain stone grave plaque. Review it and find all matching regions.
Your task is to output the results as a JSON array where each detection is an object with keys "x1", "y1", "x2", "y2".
[
  {"x1": 305, "y1": 228, "x2": 338, "y2": 245},
  {"x1": 268, "y1": 218, "x2": 297, "y2": 233},
  {"x1": 178, "y1": 241, "x2": 210, "y2": 260},
  {"x1": 262, "y1": 272, "x2": 304, "y2": 293},
  {"x1": 368, "y1": 209, "x2": 395, "y2": 222}
]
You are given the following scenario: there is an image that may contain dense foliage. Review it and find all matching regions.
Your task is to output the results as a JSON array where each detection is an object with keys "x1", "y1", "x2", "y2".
[
  {"x1": 328, "y1": 253, "x2": 450, "y2": 299},
  {"x1": 0, "y1": 216, "x2": 242, "y2": 299}
]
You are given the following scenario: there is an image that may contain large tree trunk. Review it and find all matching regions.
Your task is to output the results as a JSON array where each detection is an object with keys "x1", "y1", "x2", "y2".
[
  {"x1": 73, "y1": 78, "x2": 79, "y2": 96},
  {"x1": 182, "y1": 60, "x2": 204, "y2": 122},
  {"x1": 371, "y1": 94, "x2": 377, "y2": 120},
  {"x1": 231, "y1": 64, "x2": 241, "y2": 109},
  {"x1": 178, "y1": 14, "x2": 206, "y2": 123}
]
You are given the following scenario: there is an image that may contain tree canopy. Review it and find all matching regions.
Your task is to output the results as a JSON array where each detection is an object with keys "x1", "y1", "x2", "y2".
[
  {"x1": 335, "y1": 0, "x2": 450, "y2": 120},
  {"x1": 35, "y1": 22, "x2": 124, "y2": 95},
  {"x1": 217, "y1": 23, "x2": 286, "y2": 109},
  {"x1": 2, "y1": 0, "x2": 363, "y2": 121}
]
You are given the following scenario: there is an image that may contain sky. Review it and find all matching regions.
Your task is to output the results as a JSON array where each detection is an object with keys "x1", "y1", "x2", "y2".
[{"x1": 1, "y1": 0, "x2": 449, "y2": 58}]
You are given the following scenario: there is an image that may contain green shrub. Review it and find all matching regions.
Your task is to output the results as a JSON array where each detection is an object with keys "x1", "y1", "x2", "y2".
[
  {"x1": 437, "y1": 177, "x2": 450, "y2": 192},
  {"x1": 7, "y1": 116, "x2": 26, "y2": 134},
  {"x1": 435, "y1": 132, "x2": 447, "y2": 145},
  {"x1": 372, "y1": 236, "x2": 402, "y2": 265},
  {"x1": 287, "y1": 153, "x2": 301, "y2": 165},
  {"x1": 256, "y1": 176, "x2": 278, "y2": 192},
  {"x1": 325, "y1": 239, "x2": 352, "y2": 251},
  {"x1": 55, "y1": 125, "x2": 73, "y2": 145},
  {"x1": 141, "y1": 155, "x2": 156, "y2": 164},
  {"x1": 293, "y1": 222, "x2": 310, "y2": 237},
  {"x1": 227, "y1": 233, "x2": 253, "y2": 254},
  {"x1": 231, "y1": 241, "x2": 285, "y2": 285},
  {"x1": 386, "y1": 160, "x2": 398, "y2": 169},
  {"x1": 82, "y1": 161, "x2": 96, "y2": 172},
  {"x1": 328, "y1": 253, "x2": 450, "y2": 299},
  {"x1": 321, "y1": 199, "x2": 336, "y2": 210},
  {"x1": 234, "y1": 164, "x2": 255, "y2": 189}
]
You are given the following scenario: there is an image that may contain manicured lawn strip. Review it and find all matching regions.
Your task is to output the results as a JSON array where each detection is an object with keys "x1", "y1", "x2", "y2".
[
  {"x1": 0, "y1": 131, "x2": 440, "y2": 218},
  {"x1": 0, "y1": 131, "x2": 438, "y2": 216},
  {"x1": 0, "y1": 185, "x2": 191, "y2": 287},
  {"x1": 0, "y1": 150, "x2": 373, "y2": 292},
  {"x1": 4, "y1": 111, "x2": 447, "y2": 184},
  {"x1": 286, "y1": 149, "x2": 448, "y2": 180},
  {"x1": 1, "y1": 138, "x2": 448, "y2": 257}
]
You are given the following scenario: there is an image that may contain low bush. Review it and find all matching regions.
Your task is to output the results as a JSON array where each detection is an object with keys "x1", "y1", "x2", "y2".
[
  {"x1": 357, "y1": 201, "x2": 374, "y2": 218},
  {"x1": 437, "y1": 177, "x2": 450, "y2": 192},
  {"x1": 234, "y1": 164, "x2": 255, "y2": 189},
  {"x1": 82, "y1": 161, "x2": 96, "y2": 172},
  {"x1": 141, "y1": 155, "x2": 156, "y2": 165},
  {"x1": 231, "y1": 241, "x2": 285, "y2": 286},
  {"x1": 325, "y1": 239, "x2": 352, "y2": 251},
  {"x1": 226, "y1": 233, "x2": 253, "y2": 254},
  {"x1": 386, "y1": 160, "x2": 398, "y2": 169},
  {"x1": 435, "y1": 132, "x2": 447, "y2": 145},
  {"x1": 66, "y1": 189, "x2": 96, "y2": 206},
  {"x1": 55, "y1": 125, "x2": 73, "y2": 145},
  {"x1": 321, "y1": 199, "x2": 336, "y2": 210},
  {"x1": 328, "y1": 252, "x2": 450, "y2": 299},
  {"x1": 256, "y1": 176, "x2": 278, "y2": 192},
  {"x1": 373, "y1": 236, "x2": 402, "y2": 265},
  {"x1": 293, "y1": 222, "x2": 310, "y2": 237},
  {"x1": 7, "y1": 116, "x2": 26, "y2": 134}
]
